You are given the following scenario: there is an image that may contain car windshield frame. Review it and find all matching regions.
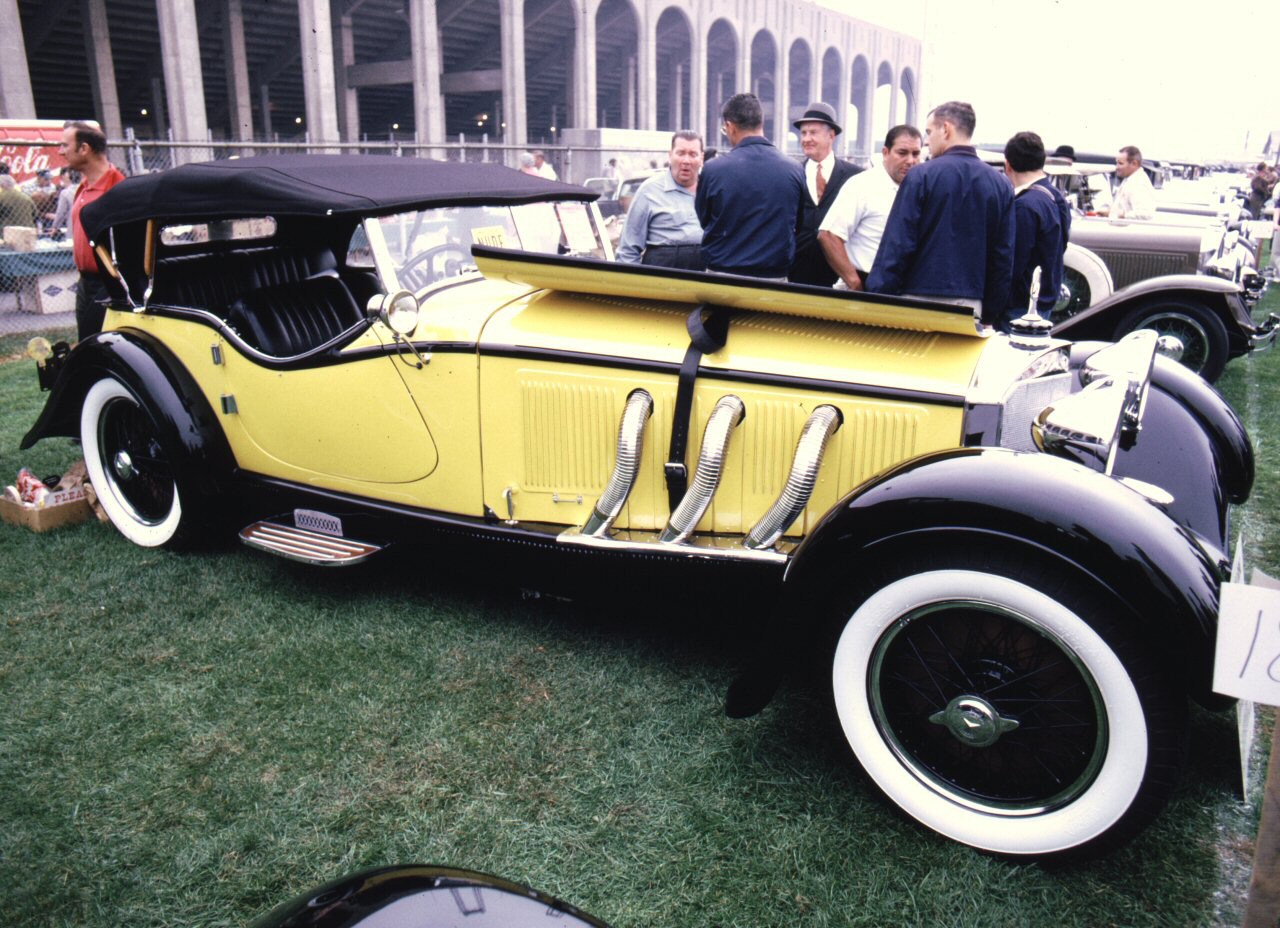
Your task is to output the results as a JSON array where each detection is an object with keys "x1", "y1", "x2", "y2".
[{"x1": 359, "y1": 199, "x2": 613, "y2": 294}]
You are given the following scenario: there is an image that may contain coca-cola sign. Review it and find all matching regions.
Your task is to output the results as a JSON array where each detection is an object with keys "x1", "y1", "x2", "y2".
[{"x1": 0, "y1": 119, "x2": 84, "y2": 184}]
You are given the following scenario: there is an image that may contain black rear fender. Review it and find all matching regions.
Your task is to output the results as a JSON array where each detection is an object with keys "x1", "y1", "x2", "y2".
[{"x1": 21, "y1": 330, "x2": 235, "y2": 498}]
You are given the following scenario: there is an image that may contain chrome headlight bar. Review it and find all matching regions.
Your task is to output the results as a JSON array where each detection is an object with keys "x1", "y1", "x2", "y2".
[{"x1": 1032, "y1": 329, "x2": 1158, "y2": 474}]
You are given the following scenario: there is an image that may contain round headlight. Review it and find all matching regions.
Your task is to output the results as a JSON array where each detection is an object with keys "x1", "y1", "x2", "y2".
[
  {"x1": 382, "y1": 289, "x2": 419, "y2": 336},
  {"x1": 26, "y1": 336, "x2": 53, "y2": 361}
]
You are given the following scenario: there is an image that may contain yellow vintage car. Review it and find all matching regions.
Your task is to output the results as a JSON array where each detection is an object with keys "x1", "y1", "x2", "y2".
[{"x1": 23, "y1": 155, "x2": 1255, "y2": 861}]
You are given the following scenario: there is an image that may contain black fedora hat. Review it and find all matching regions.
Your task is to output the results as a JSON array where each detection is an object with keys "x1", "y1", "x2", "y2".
[{"x1": 793, "y1": 101, "x2": 842, "y2": 135}]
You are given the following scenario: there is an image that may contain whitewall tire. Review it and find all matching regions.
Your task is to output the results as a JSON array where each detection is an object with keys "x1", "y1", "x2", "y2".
[
  {"x1": 832, "y1": 567, "x2": 1179, "y2": 858},
  {"x1": 81, "y1": 377, "x2": 185, "y2": 548}
]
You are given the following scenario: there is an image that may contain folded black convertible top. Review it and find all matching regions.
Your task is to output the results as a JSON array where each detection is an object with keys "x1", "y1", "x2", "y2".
[{"x1": 81, "y1": 154, "x2": 595, "y2": 240}]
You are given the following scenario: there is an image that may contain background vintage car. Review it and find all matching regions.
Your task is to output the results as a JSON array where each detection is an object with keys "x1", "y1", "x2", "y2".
[
  {"x1": 1052, "y1": 179, "x2": 1274, "y2": 382},
  {"x1": 975, "y1": 150, "x2": 1274, "y2": 380},
  {"x1": 22, "y1": 155, "x2": 1257, "y2": 862}
]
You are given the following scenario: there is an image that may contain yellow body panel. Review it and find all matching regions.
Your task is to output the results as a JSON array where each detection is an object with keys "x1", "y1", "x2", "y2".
[
  {"x1": 106, "y1": 313, "x2": 481, "y2": 510},
  {"x1": 105, "y1": 260, "x2": 982, "y2": 536},
  {"x1": 476, "y1": 287, "x2": 979, "y2": 534},
  {"x1": 475, "y1": 248, "x2": 984, "y2": 337}
]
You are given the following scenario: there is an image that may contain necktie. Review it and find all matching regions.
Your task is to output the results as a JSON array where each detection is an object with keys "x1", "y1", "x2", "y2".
[{"x1": 816, "y1": 163, "x2": 826, "y2": 201}]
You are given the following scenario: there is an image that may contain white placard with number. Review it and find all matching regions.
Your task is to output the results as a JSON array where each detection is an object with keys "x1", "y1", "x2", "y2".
[{"x1": 1214, "y1": 578, "x2": 1280, "y2": 706}]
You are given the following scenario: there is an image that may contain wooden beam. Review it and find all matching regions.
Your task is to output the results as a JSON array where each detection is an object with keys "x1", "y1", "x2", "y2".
[{"x1": 1243, "y1": 715, "x2": 1280, "y2": 928}]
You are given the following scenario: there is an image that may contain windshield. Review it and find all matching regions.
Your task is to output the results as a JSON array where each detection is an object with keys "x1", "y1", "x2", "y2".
[{"x1": 355, "y1": 201, "x2": 610, "y2": 293}]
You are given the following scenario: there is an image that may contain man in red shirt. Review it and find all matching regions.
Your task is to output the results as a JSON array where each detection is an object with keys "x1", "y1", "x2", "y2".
[{"x1": 60, "y1": 121, "x2": 125, "y2": 340}]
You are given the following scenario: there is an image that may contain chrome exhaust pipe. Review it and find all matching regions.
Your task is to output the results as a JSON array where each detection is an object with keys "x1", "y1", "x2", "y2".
[
  {"x1": 744, "y1": 405, "x2": 842, "y2": 550},
  {"x1": 582, "y1": 389, "x2": 654, "y2": 537},
  {"x1": 660, "y1": 395, "x2": 746, "y2": 544}
]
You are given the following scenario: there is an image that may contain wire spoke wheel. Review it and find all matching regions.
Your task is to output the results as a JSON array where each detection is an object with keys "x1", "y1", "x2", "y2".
[
  {"x1": 97, "y1": 396, "x2": 175, "y2": 524},
  {"x1": 1118, "y1": 299, "x2": 1228, "y2": 381},
  {"x1": 871, "y1": 601, "x2": 1105, "y2": 813},
  {"x1": 1051, "y1": 266, "x2": 1091, "y2": 323}
]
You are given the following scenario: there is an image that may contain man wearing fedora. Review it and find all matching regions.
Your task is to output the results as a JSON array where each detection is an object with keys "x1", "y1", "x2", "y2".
[{"x1": 789, "y1": 102, "x2": 860, "y2": 286}]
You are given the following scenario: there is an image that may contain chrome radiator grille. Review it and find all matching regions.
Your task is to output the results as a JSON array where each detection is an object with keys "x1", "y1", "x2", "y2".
[
  {"x1": 1000, "y1": 372, "x2": 1072, "y2": 452},
  {"x1": 1102, "y1": 251, "x2": 1195, "y2": 289}
]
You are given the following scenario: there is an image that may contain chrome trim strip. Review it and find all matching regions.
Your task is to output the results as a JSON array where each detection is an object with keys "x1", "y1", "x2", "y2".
[
  {"x1": 660, "y1": 395, "x2": 746, "y2": 544},
  {"x1": 1250, "y1": 313, "x2": 1279, "y2": 353},
  {"x1": 582, "y1": 389, "x2": 653, "y2": 536},
  {"x1": 744, "y1": 405, "x2": 842, "y2": 550},
  {"x1": 559, "y1": 526, "x2": 790, "y2": 564}
]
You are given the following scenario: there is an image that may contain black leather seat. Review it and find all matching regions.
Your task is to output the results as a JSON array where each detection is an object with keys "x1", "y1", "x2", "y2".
[
  {"x1": 151, "y1": 246, "x2": 340, "y2": 313},
  {"x1": 243, "y1": 245, "x2": 339, "y2": 289},
  {"x1": 227, "y1": 275, "x2": 362, "y2": 356},
  {"x1": 150, "y1": 251, "x2": 248, "y2": 311}
]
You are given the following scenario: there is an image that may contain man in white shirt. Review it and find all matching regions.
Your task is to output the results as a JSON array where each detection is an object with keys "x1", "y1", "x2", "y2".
[
  {"x1": 532, "y1": 150, "x2": 558, "y2": 181},
  {"x1": 817, "y1": 125, "x2": 923, "y2": 290},
  {"x1": 1102, "y1": 145, "x2": 1156, "y2": 219}
]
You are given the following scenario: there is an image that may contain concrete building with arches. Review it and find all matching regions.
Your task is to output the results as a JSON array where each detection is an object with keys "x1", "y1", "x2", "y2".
[{"x1": 3, "y1": 0, "x2": 920, "y2": 162}]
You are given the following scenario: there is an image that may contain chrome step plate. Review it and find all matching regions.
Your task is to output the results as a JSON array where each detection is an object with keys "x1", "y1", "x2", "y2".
[{"x1": 239, "y1": 520, "x2": 382, "y2": 566}]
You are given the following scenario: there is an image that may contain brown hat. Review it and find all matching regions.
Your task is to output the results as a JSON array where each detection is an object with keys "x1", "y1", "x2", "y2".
[{"x1": 793, "y1": 102, "x2": 842, "y2": 135}]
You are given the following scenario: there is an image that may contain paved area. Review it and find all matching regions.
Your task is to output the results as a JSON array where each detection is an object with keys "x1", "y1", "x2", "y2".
[{"x1": 0, "y1": 290, "x2": 75, "y2": 336}]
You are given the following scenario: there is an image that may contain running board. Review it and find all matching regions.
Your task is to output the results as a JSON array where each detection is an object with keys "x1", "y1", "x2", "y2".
[{"x1": 239, "y1": 520, "x2": 383, "y2": 566}]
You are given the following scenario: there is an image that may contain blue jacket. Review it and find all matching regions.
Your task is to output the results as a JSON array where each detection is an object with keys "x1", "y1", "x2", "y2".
[
  {"x1": 866, "y1": 145, "x2": 1014, "y2": 322},
  {"x1": 695, "y1": 135, "x2": 805, "y2": 277},
  {"x1": 1006, "y1": 177, "x2": 1072, "y2": 324}
]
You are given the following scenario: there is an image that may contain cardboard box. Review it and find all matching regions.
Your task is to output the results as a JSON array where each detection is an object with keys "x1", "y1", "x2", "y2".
[
  {"x1": 0, "y1": 485, "x2": 94, "y2": 532},
  {"x1": 16, "y1": 267, "x2": 78, "y2": 314},
  {"x1": 3, "y1": 225, "x2": 37, "y2": 252}
]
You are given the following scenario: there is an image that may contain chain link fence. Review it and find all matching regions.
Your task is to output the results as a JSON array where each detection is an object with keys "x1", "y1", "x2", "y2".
[{"x1": 0, "y1": 133, "x2": 672, "y2": 338}]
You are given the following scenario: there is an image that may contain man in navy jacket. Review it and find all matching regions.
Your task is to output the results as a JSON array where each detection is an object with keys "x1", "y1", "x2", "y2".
[
  {"x1": 1001, "y1": 131, "x2": 1072, "y2": 331},
  {"x1": 867, "y1": 101, "x2": 1014, "y2": 325},
  {"x1": 695, "y1": 93, "x2": 804, "y2": 278}
]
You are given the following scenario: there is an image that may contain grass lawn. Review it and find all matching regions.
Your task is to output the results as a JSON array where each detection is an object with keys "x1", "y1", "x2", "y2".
[{"x1": 0, "y1": 302, "x2": 1276, "y2": 927}]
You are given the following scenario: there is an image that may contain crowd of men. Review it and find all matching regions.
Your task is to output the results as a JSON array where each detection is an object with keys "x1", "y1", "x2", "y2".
[{"x1": 618, "y1": 92, "x2": 1125, "y2": 332}]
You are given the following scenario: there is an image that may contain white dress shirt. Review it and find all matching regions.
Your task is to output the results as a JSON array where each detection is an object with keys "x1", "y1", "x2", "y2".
[
  {"x1": 1112, "y1": 169, "x2": 1156, "y2": 219},
  {"x1": 805, "y1": 152, "x2": 836, "y2": 203},
  {"x1": 818, "y1": 163, "x2": 900, "y2": 272}
]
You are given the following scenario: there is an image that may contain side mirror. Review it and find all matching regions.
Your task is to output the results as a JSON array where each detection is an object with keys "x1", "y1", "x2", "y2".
[
  {"x1": 249, "y1": 864, "x2": 614, "y2": 928},
  {"x1": 369, "y1": 289, "x2": 420, "y2": 336}
]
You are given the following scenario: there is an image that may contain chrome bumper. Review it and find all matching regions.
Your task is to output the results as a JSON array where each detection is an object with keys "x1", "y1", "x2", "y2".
[{"x1": 1250, "y1": 313, "x2": 1279, "y2": 353}]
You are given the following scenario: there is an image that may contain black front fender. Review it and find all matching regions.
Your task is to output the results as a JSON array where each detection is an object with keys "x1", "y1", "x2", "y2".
[
  {"x1": 21, "y1": 330, "x2": 235, "y2": 500},
  {"x1": 1069, "y1": 342, "x2": 1252, "y2": 537},
  {"x1": 784, "y1": 449, "x2": 1222, "y2": 698}
]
